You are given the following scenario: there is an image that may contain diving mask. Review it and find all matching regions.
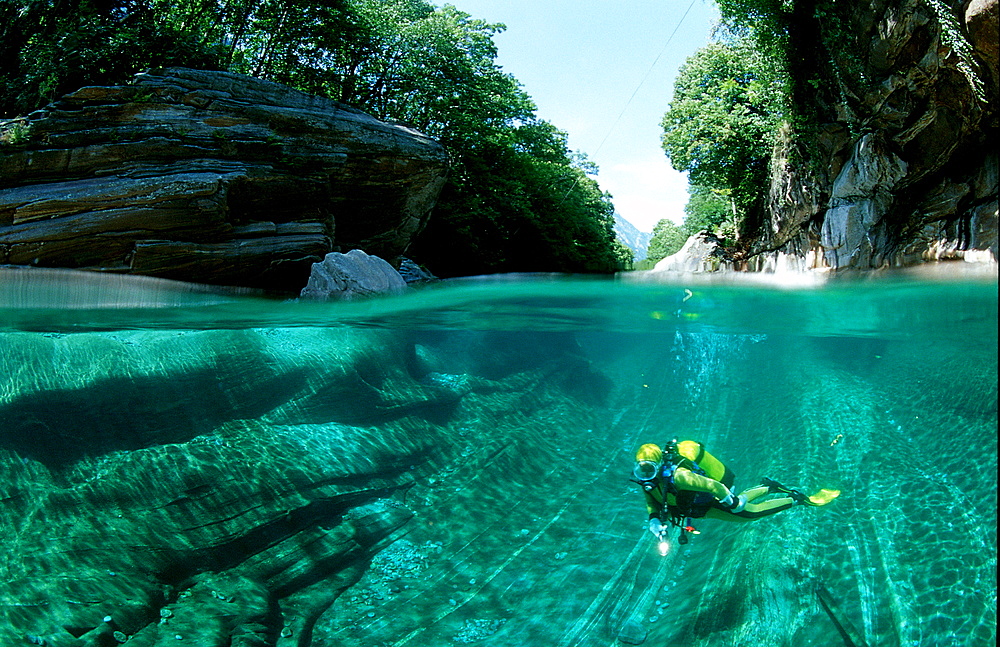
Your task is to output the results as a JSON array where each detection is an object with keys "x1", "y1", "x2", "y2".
[{"x1": 633, "y1": 460, "x2": 660, "y2": 490}]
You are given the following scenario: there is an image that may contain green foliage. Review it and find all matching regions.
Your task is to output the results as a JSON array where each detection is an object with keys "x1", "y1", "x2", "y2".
[
  {"x1": 682, "y1": 184, "x2": 737, "y2": 239},
  {"x1": 612, "y1": 239, "x2": 635, "y2": 271},
  {"x1": 412, "y1": 122, "x2": 622, "y2": 276},
  {"x1": 923, "y1": 0, "x2": 987, "y2": 103},
  {"x1": 324, "y1": 1, "x2": 622, "y2": 275},
  {"x1": 0, "y1": 0, "x2": 225, "y2": 118},
  {"x1": 645, "y1": 219, "x2": 688, "y2": 264},
  {"x1": 0, "y1": 119, "x2": 32, "y2": 147},
  {"x1": 660, "y1": 38, "x2": 786, "y2": 219},
  {"x1": 0, "y1": 0, "x2": 623, "y2": 276},
  {"x1": 713, "y1": 0, "x2": 789, "y2": 57}
]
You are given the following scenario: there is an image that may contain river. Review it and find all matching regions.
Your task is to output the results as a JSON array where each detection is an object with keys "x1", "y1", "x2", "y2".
[{"x1": 0, "y1": 268, "x2": 995, "y2": 647}]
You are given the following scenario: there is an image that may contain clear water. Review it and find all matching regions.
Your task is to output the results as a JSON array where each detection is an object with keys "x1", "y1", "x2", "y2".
[{"x1": 0, "y1": 270, "x2": 996, "y2": 647}]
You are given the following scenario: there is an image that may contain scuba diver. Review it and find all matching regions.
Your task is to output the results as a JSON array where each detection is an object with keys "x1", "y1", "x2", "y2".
[{"x1": 632, "y1": 440, "x2": 839, "y2": 546}]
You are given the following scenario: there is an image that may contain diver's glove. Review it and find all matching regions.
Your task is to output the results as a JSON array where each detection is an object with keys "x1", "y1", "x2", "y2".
[
  {"x1": 718, "y1": 490, "x2": 747, "y2": 513},
  {"x1": 648, "y1": 518, "x2": 666, "y2": 538}
]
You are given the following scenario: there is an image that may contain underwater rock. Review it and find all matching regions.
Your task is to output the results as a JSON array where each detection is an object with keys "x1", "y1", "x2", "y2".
[
  {"x1": 0, "y1": 265, "x2": 251, "y2": 310},
  {"x1": 616, "y1": 619, "x2": 648, "y2": 644},
  {"x1": 0, "y1": 419, "x2": 417, "y2": 646},
  {"x1": 453, "y1": 618, "x2": 506, "y2": 643},
  {"x1": 0, "y1": 328, "x2": 425, "y2": 465},
  {"x1": 0, "y1": 320, "x2": 611, "y2": 646},
  {"x1": 0, "y1": 275, "x2": 995, "y2": 647},
  {"x1": 0, "y1": 67, "x2": 449, "y2": 291}
]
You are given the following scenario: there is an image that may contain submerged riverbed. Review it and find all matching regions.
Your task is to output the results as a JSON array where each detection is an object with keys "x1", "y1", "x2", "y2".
[{"x1": 1, "y1": 268, "x2": 996, "y2": 647}]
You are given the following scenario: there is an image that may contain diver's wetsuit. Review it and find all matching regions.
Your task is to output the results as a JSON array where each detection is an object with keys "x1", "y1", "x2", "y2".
[{"x1": 642, "y1": 441, "x2": 795, "y2": 523}]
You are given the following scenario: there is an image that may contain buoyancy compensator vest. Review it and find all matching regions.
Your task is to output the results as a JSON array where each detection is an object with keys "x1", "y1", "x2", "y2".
[{"x1": 659, "y1": 440, "x2": 736, "y2": 520}]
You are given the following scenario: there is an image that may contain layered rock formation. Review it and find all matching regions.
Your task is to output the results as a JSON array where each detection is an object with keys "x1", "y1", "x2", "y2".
[
  {"x1": 0, "y1": 68, "x2": 449, "y2": 290},
  {"x1": 745, "y1": 0, "x2": 998, "y2": 270}
]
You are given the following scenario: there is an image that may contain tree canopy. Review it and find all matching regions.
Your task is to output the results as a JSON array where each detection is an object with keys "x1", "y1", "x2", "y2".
[
  {"x1": 682, "y1": 184, "x2": 737, "y2": 239},
  {"x1": 0, "y1": 0, "x2": 624, "y2": 277},
  {"x1": 645, "y1": 219, "x2": 687, "y2": 265},
  {"x1": 660, "y1": 37, "x2": 786, "y2": 230}
]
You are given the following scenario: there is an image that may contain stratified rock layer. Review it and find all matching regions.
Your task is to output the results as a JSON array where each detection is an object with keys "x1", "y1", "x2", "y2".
[
  {"x1": 0, "y1": 68, "x2": 449, "y2": 290},
  {"x1": 749, "y1": 0, "x2": 998, "y2": 270}
]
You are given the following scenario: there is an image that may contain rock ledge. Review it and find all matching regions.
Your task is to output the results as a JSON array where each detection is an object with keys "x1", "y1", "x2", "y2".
[{"x1": 0, "y1": 67, "x2": 449, "y2": 290}]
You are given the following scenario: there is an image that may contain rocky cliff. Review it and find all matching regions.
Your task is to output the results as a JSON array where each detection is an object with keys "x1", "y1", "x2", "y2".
[
  {"x1": 744, "y1": 0, "x2": 998, "y2": 271},
  {"x1": 0, "y1": 68, "x2": 449, "y2": 290}
]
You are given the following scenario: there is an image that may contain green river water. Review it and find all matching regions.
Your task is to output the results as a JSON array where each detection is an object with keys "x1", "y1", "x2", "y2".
[{"x1": 0, "y1": 268, "x2": 996, "y2": 647}]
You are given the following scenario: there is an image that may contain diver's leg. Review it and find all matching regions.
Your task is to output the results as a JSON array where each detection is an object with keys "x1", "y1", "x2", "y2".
[
  {"x1": 703, "y1": 507, "x2": 754, "y2": 522},
  {"x1": 739, "y1": 496, "x2": 795, "y2": 519},
  {"x1": 702, "y1": 495, "x2": 796, "y2": 522},
  {"x1": 739, "y1": 485, "x2": 770, "y2": 503}
]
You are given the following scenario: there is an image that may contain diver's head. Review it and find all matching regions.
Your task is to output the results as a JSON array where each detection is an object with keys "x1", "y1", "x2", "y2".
[
  {"x1": 633, "y1": 444, "x2": 663, "y2": 491},
  {"x1": 635, "y1": 443, "x2": 663, "y2": 463}
]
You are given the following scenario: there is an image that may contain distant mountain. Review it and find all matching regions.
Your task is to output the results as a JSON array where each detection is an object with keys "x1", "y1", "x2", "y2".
[{"x1": 613, "y1": 213, "x2": 652, "y2": 261}]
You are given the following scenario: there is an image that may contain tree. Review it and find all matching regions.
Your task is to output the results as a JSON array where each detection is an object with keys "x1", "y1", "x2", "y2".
[
  {"x1": 320, "y1": 2, "x2": 623, "y2": 276},
  {"x1": 660, "y1": 38, "x2": 786, "y2": 227},
  {"x1": 646, "y1": 219, "x2": 688, "y2": 264},
  {"x1": 612, "y1": 240, "x2": 634, "y2": 271},
  {"x1": 1, "y1": 0, "x2": 625, "y2": 276},
  {"x1": 682, "y1": 184, "x2": 737, "y2": 239},
  {"x1": 0, "y1": 0, "x2": 227, "y2": 118},
  {"x1": 410, "y1": 119, "x2": 622, "y2": 276}
]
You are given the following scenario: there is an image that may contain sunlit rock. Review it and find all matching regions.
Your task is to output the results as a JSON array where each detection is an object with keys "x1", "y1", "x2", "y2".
[
  {"x1": 653, "y1": 233, "x2": 732, "y2": 273},
  {"x1": 966, "y1": 0, "x2": 999, "y2": 87}
]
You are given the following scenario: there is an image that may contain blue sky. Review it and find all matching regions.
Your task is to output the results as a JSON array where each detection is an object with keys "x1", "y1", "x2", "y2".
[{"x1": 440, "y1": 0, "x2": 721, "y2": 233}]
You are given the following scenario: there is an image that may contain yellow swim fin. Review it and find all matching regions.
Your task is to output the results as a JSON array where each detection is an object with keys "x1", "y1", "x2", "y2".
[{"x1": 807, "y1": 489, "x2": 841, "y2": 506}]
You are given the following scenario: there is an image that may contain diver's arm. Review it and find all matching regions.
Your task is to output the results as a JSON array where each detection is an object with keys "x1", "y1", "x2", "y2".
[
  {"x1": 675, "y1": 468, "x2": 746, "y2": 511},
  {"x1": 642, "y1": 490, "x2": 667, "y2": 537},
  {"x1": 643, "y1": 490, "x2": 662, "y2": 519},
  {"x1": 673, "y1": 467, "x2": 733, "y2": 501}
]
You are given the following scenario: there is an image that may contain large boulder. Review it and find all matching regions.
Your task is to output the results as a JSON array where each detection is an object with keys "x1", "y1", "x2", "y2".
[
  {"x1": 0, "y1": 68, "x2": 449, "y2": 290},
  {"x1": 299, "y1": 249, "x2": 407, "y2": 300},
  {"x1": 653, "y1": 232, "x2": 731, "y2": 273}
]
